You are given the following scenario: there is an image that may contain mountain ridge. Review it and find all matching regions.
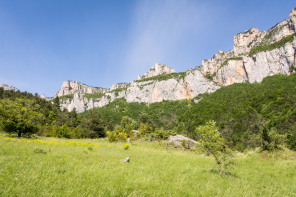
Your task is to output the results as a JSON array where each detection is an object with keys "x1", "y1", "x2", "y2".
[{"x1": 53, "y1": 8, "x2": 296, "y2": 113}]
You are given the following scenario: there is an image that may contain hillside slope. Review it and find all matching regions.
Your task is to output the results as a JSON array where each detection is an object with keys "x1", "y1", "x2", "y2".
[{"x1": 85, "y1": 74, "x2": 296, "y2": 150}]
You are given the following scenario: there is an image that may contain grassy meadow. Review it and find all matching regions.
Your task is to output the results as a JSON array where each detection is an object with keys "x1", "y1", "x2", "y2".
[{"x1": 1, "y1": 133, "x2": 296, "y2": 196}]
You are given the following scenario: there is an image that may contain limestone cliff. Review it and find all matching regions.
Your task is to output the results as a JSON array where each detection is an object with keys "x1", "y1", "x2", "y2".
[
  {"x1": 202, "y1": 8, "x2": 296, "y2": 86},
  {"x1": 55, "y1": 80, "x2": 107, "y2": 97},
  {"x1": 57, "y1": 67, "x2": 219, "y2": 113},
  {"x1": 138, "y1": 63, "x2": 176, "y2": 80},
  {"x1": 55, "y1": 8, "x2": 296, "y2": 113}
]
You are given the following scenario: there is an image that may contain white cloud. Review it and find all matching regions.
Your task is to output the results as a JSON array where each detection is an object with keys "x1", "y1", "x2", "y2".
[{"x1": 124, "y1": 0, "x2": 207, "y2": 76}]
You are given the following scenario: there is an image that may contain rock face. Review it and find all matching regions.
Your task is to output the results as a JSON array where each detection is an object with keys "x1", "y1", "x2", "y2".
[
  {"x1": 201, "y1": 50, "x2": 234, "y2": 75},
  {"x1": 201, "y1": 8, "x2": 296, "y2": 86},
  {"x1": 58, "y1": 68, "x2": 219, "y2": 113},
  {"x1": 55, "y1": 81, "x2": 107, "y2": 97},
  {"x1": 138, "y1": 63, "x2": 176, "y2": 80},
  {"x1": 233, "y1": 28, "x2": 267, "y2": 56},
  {"x1": 215, "y1": 59, "x2": 247, "y2": 86},
  {"x1": 0, "y1": 83, "x2": 19, "y2": 91},
  {"x1": 110, "y1": 83, "x2": 129, "y2": 91},
  {"x1": 244, "y1": 40, "x2": 295, "y2": 83},
  {"x1": 55, "y1": 8, "x2": 296, "y2": 113},
  {"x1": 126, "y1": 69, "x2": 219, "y2": 103}
]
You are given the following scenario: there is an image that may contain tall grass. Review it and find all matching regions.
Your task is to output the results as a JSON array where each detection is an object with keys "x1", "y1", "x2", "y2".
[{"x1": 0, "y1": 135, "x2": 296, "y2": 196}]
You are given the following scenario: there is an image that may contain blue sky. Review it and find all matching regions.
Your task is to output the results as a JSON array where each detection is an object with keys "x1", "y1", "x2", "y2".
[{"x1": 0, "y1": 0, "x2": 295, "y2": 96}]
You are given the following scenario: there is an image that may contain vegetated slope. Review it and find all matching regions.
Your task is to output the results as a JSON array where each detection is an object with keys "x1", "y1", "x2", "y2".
[
  {"x1": 181, "y1": 74, "x2": 296, "y2": 150},
  {"x1": 86, "y1": 74, "x2": 296, "y2": 150},
  {"x1": 0, "y1": 88, "x2": 105, "y2": 138},
  {"x1": 83, "y1": 98, "x2": 194, "y2": 130}
]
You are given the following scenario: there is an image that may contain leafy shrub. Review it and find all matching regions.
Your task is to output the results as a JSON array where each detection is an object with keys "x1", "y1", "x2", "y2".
[
  {"x1": 123, "y1": 144, "x2": 130, "y2": 150},
  {"x1": 205, "y1": 73, "x2": 216, "y2": 81},
  {"x1": 106, "y1": 130, "x2": 128, "y2": 142},
  {"x1": 146, "y1": 129, "x2": 176, "y2": 141}
]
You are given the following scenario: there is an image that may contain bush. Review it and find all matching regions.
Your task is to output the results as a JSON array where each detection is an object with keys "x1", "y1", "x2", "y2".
[
  {"x1": 106, "y1": 130, "x2": 128, "y2": 142},
  {"x1": 146, "y1": 129, "x2": 177, "y2": 141},
  {"x1": 123, "y1": 144, "x2": 130, "y2": 150}
]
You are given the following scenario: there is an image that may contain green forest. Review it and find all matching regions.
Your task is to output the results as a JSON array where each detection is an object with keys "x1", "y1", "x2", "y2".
[{"x1": 1, "y1": 74, "x2": 296, "y2": 151}]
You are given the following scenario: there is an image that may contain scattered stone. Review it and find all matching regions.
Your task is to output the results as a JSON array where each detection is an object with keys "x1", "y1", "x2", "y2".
[{"x1": 123, "y1": 157, "x2": 130, "y2": 163}]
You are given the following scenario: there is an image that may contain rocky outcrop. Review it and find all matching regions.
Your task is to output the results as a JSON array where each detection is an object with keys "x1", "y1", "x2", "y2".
[
  {"x1": 168, "y1": 135, "x2": 198, "y2": 149},
  {"x1": 110, "y1": 83, "x2": 129, "y2": 91},
  {"x1": 244, "y1": 39, "x2": 295, "y2": 83},
  {"x1": 214, "y1": 37, "x2": 296, "y2": 86},
  {"x1": 202, "y1": 8, "x2": 296, "y2": 86},
  {"x1": 214, "y1": 59, "x2": 247, "y2": 86},
  {"x1": 233, "y1": 28, "x2": 267, "y2": 56},
  {"x1": 126, "y1": 69, "x2": 219, "y2": 103},
  {"x1": 138, "y1": 63, "x2": 176, "y2": 80},
  {"x1": 0, "y1": 83, "x2": 19, "y2": 91},
  {"x1": 58, "y1": 68, "x2": 219, "y2": 113},
  {"x1": 55, "y1": 81, "x2": 107, "y2": 97},
  {"x1": 201, "y1": 50, "x2": 234, "y2": 75}
]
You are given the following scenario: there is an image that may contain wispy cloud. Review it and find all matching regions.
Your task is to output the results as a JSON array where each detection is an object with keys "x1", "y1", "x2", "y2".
[{"x1": 124, "y1": 0, "x2": 209, "y2": 76}]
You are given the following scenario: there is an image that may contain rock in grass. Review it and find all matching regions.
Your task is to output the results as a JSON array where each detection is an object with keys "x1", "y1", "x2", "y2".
[
  {"x1": 123, "y1": 157, "x2": 130, "y2": 163},
  {"x1": 168, "y1": 135, "x2": 198, "y2": 149}
]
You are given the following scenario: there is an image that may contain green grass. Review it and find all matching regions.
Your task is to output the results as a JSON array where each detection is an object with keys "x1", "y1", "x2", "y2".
[
  {"x1": 136, "y1": 72, "x2": 186, "y2": 82},
  {"x1": 1, "y1": 134, "x2": 296, "y2": 196},
  {"x1": 249, "y1": 33, "x2": 296, "y2": 57}
]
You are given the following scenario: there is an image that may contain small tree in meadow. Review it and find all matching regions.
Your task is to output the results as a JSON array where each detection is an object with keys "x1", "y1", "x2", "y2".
[{"x1": 196, "y1": 120, "x2": 230, "y2": 174}]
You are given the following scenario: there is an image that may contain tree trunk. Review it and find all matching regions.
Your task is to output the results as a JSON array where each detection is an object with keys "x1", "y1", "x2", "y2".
[{"x1": 18, "y1": 131, "x2": 21, "y2": 138}]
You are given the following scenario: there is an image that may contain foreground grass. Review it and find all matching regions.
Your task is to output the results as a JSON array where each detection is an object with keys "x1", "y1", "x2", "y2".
[{"x1": 0, "y1": 135, "x2": 296, "y2": 196}]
